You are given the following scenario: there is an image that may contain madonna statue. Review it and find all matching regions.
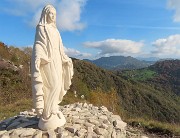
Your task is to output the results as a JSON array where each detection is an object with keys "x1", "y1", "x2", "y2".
[{"x1": 31, "y1": 5, "x2": 73, "y2": 130}]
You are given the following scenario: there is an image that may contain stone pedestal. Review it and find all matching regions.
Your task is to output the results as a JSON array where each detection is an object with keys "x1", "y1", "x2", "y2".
[{"x1": 38, "y1": 111, "x2": 66, "y2": 131}]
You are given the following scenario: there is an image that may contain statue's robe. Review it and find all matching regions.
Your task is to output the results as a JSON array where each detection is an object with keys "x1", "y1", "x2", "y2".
[{"x1": 31, "y1": 25, "x2": 73, "y2": 119}]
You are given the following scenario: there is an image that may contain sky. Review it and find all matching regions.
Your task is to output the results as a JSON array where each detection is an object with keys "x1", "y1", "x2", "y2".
[{"x1": 0, "y1": 0, "x2": 180, "y2": 60}]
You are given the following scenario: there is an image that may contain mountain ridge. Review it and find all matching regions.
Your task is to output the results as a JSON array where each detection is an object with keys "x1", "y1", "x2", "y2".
[{"x1": 84, "y1": 56, "x2": 154, "y2": 70}]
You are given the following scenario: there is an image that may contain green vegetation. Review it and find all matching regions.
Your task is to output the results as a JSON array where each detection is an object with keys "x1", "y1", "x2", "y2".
[
  {"x1": 127, "y1": 118, "x2": 180, "y2": 136},
  {"x1": 121, "y1": 68, "x2": 157, "y2": 81},
  {"x1": 0, "y1": 99, "x2": 32, "y2": 120}
]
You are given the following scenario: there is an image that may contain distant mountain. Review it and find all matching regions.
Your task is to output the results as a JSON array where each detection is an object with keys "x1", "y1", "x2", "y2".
[
  {"x1": 84, "y1": 56, "x2": 152, "y2": 70},
  {"x1": 137, "y1": 57, "x2": 160, "y2": 62},
  {"x1": 149, "y1": 60, "x2": 180, "y2": 95}
]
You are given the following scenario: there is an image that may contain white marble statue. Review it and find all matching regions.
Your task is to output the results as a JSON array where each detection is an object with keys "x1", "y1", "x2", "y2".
[{"x1": 31, "y1": 5, "x2": 73, "y2": 130}]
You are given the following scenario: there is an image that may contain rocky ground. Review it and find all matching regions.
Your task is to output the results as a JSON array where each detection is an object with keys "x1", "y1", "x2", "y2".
[{"x1": 0, "y1": 103, "x2": 149, "y2": 138}]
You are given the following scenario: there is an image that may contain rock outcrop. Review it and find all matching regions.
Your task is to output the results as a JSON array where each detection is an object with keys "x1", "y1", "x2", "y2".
[{"x1": 0, "y1": 103, "x2": 148, "y2": 138}]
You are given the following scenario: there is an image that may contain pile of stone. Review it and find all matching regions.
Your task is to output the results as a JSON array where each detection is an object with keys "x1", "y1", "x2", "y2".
[{"x1": 0, "y1": 103, "x2": 148, "y2": 138}]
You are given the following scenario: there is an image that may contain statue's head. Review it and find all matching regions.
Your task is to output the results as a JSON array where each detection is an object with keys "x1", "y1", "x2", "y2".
[{"x1": 38, "y1": 5, "x2": 56, "y2": 27}]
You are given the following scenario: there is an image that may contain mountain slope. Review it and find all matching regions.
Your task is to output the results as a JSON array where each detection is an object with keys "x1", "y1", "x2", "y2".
[
  {"x1": 85, "y1": 56, "x2": 152, "y2": 70},
  {"x1": 72, "y1": 59, "x2": 180, "y2": 123},
  {"x1": 149, "y1": 60, "x2": 180, "y2": 96}
]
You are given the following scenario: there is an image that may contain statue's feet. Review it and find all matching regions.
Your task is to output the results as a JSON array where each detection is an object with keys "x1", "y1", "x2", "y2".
[{"x1": 38, "y1": 111, "x2": 66, "y2": 131}]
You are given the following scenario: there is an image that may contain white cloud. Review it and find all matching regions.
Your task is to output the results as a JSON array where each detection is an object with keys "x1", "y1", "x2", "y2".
[
  {"x1": 28, "y1": 9, "x2": 42, "y2": 27},
  {"x1": 3, "y1": 0, "x2": 56, "y2": 16},
  {"x1": 167, "y1": 0, "x2": 180, "y2": 22},
  {"x1": 57, "y1": 0, "x2": 87, "y2": 31},
  {"x1": 2, "y1": 0, "x2": 87, "y2": 31},
  {"x1": 83, "y1": 39, "x2": 144, "y2": 57},
  {"x1": 151, "y1": 34, "x2": 180, "y2": 58},
  {"x1": 64, "y1": 47, "x2": 92, "y2": 59}
]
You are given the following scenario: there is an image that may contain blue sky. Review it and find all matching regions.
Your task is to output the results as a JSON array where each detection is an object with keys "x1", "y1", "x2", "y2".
[{"x1": 0, "y1": 0, "x2": 180, "y2": 59}]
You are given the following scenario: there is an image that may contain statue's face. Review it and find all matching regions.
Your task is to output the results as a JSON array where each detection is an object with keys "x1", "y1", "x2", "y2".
[{"x1": 47, "y1": 8, "x2": 56, "y2": 24}]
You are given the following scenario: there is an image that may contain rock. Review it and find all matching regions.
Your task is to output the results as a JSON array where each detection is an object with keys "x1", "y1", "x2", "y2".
[
  {"x1": 42, "y1": 133, "x2": 49, "y2": 138},
  {"x1": 71, "y1": 107, "x2": 81, "y2": 112},
  {"x1": 57, "y1": 131, "x2": 69, "y2": 138},
  {"x1": 111, "y1": 130, "x2": 116, "y2": 138},
  {"x1": 141, "y1": 136, "x2": 149, "y2": 138},
  {"x1": 20, "y1": 128, "x2": 36, "y2": 137},
  {"x1": 76, "y1": 128, "x2": 87, "y2": 137},
  {"x1": 10, "y1": 129, "x2": 24, "y2": 136},
  {"x1": 113, "y1": 120, "x2": 127, "y2": 130},
  {"x1": 6, "y1": 121, "x2": 21, "y2": 130},
  {"x1": 1, "y1": 117, "x2": 16, "y2": 125},
  {"x1": 103, "y1": 119, "x2": 110, "y2": 125},
  {"x1": 83, "y1": 103, "x2": 88, "y2": 108},
  {"x1": 84, "y1": 122, "x2": 95, "y2": 128},
  {"x1": 33, "y1": 130, "x2": 42, "y2": 138},
  {"x1": 99, "y1": 123, "x2": 108, "y2": 129},
  {"x1": 9, "y1": 133, "x2": 19, "y2": 138},
  {"x1": 86, "y1": 133, "x2": 97, "y2": 138},
  {"x1": 98, "y1": 115, "x2": 108, "y2": 120},
  {"x1": 87, "y1": 127, "x2": 94, "y2": 133},
  {"x1": 88, "y1": 119, "x2": 99, "y2": 125},
  {"x1": 94, "y1": 127, "x2": 108, "y2": 135},
  {"x1": 89, "y1": 104, "x2": 93, "y2": 107},
  {"x1": 0, "y1": 130, "x2": 7, "y2": 136},
  {"x1": 72, "y1": 115, "x2": 79, "y2": 120},
  {"x1": 116, "y1": 130, "x2": 126, "y2": 138},
  {"x1": 19, "y1": 111, "x2": 28, "y2": 116},
  {"x1": 65, "y1": 126, "x2": 77, "y2": 134},
  {"x1": 99, "y1": 106, "x2": 108, "y2": 112},
  {"x1": 81, "y1": 95, "x2": 84, "y2": 99},
  {"x1": 16, "y1": 120, "x2": 38, "y2": 128},
  {"x1": 73, "y1": 119, "x2": 85, "y2": 124},
  {"x1": 1, "y1": 133, "x2": 10, "y2": 138},
  {"x1": 47, "y1": 129, "x2": 56, "y2": 138},
  {"x1": 74, "y1": 124, "x2": 81, "y2": 129},
  {"x1": 14, "y1": 116, "x2": 29, "y2": 123},
  {"x1": 1, "y1": 124, "x2": 7, "y2": 128}
]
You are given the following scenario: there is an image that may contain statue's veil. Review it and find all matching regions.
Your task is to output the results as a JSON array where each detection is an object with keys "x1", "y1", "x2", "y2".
[{"x1": 38, "y1": 5, "x2": 56, "y2": 27}]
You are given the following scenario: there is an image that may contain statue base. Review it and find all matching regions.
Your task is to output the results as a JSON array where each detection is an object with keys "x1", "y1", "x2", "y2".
[{"x1": 38, "y1": 111, "x2": 66, "y2": 131}]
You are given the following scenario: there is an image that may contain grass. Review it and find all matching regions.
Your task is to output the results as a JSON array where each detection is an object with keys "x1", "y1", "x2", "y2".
[
  {"x1": 0, "y1": 99, "x2": 33, "y2": 121},
  {"x1": 61, "y1": 90, "x2": 87, "y2": 105},
  {"x1": 127, "y1": 118, "x2": 180, "y2": 136},
  {"x1": 122, "y1": 68, "x2": 157, "y2": 81}
]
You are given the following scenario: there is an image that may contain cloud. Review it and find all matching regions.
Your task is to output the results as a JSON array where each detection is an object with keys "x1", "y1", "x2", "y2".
[
  {"x1": 151, "y1": 34, "x2": 180, "y2": 58},
  {"x1": 57, "y1": 0, "x2": 87, "y2": 31},
  {"x1": 3, "y1": 0, "x2": 56, "y2": 16},
  {"x1": 1, "y1": 0, "x2": 87, "y2": 31},
  {"x1": 28, "y1": 9, "x2": 42, "y2": 27},
  {"x1": 167, "y1": 0, "x2": 180, "y2": 22},
  {"x1": 83, "y1": 39, "x2": 144, "y2": 57},
  {"x1": 64, "y1": 47, "x2": 92, "y2": 59}
]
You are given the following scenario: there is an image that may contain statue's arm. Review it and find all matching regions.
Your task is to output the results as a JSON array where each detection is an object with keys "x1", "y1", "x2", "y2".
[
  {"x1": 32, "y1": 26, "x2": 47, "y2": 116},
  {"x1": 59, "y1": 34, "x2": 72, "y2": 65}
]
